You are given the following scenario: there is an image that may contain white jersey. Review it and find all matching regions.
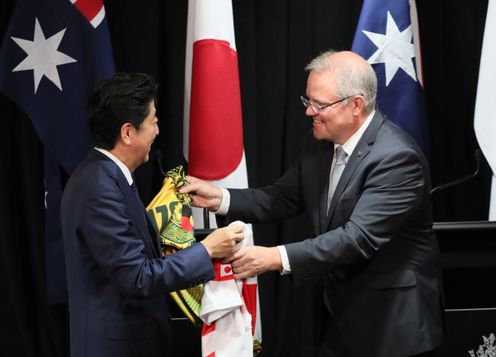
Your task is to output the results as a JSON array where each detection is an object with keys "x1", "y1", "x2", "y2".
[{"x1": 200, "y1": 222, "x2": 259, "y2": 357}]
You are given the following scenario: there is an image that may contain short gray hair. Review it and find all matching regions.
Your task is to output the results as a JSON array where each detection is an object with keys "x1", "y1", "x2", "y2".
[{"x1": 305, "y1": 50, "x2": 377, "y2": 112}]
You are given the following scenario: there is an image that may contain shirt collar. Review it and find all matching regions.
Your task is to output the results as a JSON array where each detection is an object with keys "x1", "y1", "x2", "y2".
[
  {"x1": 95, "y1": 147, "x2": 133, "y2": 185},
  {"x1": 336, "y1": 109, "x2": 376, "y2": 157}
]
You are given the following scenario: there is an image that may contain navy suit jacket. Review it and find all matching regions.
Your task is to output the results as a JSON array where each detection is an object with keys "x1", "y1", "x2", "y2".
[
  {"x1": 61, "y1": 149, "x2": 213, "y2": 357},
  {"x1": 225, "y1": 112, "x2": 445, "y2": 357}
]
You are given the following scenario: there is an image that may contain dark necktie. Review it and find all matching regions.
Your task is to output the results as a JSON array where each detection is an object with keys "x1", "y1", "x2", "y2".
[
  {"x1": 131, "y1": 181, "x2": 161, "y2": 255},
  {"x1": 131, "y1": 182, "x2": 147, "y2": 222}
]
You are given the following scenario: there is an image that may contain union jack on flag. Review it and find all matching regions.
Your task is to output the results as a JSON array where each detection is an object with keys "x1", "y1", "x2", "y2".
[{"x1": 0, "y1": 0, "x2": 115, "y2": 303}]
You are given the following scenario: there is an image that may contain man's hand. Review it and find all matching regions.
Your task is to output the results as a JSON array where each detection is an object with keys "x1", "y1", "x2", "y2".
[
  {"x1": 231, "y1": 246, "x2": 282, "y2": 280},
  {"x1": 200, "y1": 225, "x2": 244, "y2": 259},
  {"x1": 179, "y1": 176, "x2": 223, "y2": 211}
]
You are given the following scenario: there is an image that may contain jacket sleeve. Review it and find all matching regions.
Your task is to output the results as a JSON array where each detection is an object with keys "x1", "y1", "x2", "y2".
[
  {"x1": 226, "y1": 159, "x2": 306, "y2": 224},
  {"x1": 80, "y1": 183, "x2": 214, "y2": 298},
  {"x1": 285, "y1": 147, "x2": 426, "y2": 284}
]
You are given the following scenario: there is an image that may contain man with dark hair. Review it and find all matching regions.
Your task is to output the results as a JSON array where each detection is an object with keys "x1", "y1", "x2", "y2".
[
  {"x1": 181, "y1": 51, "x2": 445, "y2": 357},
  {"x1": 61, "y1": 72, "x2": 243, "y2": 357}
]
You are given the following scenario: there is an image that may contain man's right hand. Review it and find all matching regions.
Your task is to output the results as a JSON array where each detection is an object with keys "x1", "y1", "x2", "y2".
[
  {"x1": 179, "y1": 175, "x2": 223, "y2": 211},
  {"x1": 200, "y1": 225, "x2": 244, "y2": 259}
]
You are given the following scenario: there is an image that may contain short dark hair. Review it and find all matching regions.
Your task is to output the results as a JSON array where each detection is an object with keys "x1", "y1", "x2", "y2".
[{"x1": 87, "y1": 72, "x2": 158, "y2": 150}]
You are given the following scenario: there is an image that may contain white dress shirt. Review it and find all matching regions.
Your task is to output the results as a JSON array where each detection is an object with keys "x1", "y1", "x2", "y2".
[
  {"x1": 216, "y1": 110, "x2": 376, "y2": 274},
  {"x1": 95, "y1": 147, "x2": 133, "y2": 185}
]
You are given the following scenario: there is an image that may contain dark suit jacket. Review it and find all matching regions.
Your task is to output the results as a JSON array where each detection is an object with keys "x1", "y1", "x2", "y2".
[
  {"x1": 226, "y1": 112, "x2": 445, "y2": 357},
  {"x1": 61, "y1": 149, "x2": 213, "y2": 357}
]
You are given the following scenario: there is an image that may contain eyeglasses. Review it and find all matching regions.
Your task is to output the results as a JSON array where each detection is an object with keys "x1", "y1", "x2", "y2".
[{"x1": 300, "y1": 95, "x2": 355, "y2": 114}]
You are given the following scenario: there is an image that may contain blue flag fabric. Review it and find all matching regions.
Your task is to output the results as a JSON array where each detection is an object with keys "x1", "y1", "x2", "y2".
[
  {"x1": 351, "y1": 0, "x2": 429, "y2": 153},
  {"x1": 0, "y1": 0, "x2": 115, "y2": 303}
]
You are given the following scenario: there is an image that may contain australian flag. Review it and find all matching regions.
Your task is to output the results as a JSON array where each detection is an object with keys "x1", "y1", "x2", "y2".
[
  {"x1": 351, "y1": 0, "x2": 429, "y2": 153},
  {"x1": 0, "y1": 0, "x2": 115, "y2": 303}
]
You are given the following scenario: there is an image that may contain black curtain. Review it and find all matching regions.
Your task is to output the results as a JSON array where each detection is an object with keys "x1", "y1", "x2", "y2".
[{"x1": 0, "y1": 0, "x2": 491, "y2": 356}]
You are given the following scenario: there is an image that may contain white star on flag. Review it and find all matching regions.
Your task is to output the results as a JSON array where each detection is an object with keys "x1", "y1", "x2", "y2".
[
  {"x1": 11, "y1": 18, "x2": 76, "y2": 94},
  {"x1": 363, "y1": 11, "x2": 416, "y2": 86}
]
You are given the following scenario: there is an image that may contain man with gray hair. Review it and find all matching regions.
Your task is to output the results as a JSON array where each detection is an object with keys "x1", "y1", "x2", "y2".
[{"x1": 181, "y1": 50, "x2": 445, "y2": 357}]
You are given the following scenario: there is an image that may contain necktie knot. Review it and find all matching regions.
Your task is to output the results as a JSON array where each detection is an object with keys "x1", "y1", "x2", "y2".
[{"x1": 335, "y1": 146, "x2": 347, "y2": 165}]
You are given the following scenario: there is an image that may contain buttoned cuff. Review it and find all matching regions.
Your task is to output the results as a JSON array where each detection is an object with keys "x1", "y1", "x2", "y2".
[
  {"x1": 214, "y1": 188, "x2": 230, "y2": 215},
  {"x1": 277, "y1": 245, "x2": 292, "y2": 275}
]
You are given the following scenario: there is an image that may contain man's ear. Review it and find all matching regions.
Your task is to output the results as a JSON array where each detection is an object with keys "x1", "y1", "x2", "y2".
[
  {"x1": 352, "y1": 95, "x2": 365, "y2": 116},
  {"x1": 120, "y1": 123, "x2": 133, "y2": 146}
]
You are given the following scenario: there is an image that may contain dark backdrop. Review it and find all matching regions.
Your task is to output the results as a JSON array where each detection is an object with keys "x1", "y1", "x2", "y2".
[{"x1": 0, "y1": 0, "x2": 492, "y2": 356}]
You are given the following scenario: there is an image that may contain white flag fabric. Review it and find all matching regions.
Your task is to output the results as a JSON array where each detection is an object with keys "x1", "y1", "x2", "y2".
[
  {"x1": 183, "y1": 0, "x2": 262, "y2": 350},
  {"x1": 183, "y1": 0, "x2": 248, "y2": 230},
  {"x1": 200, "y1": 222, "x2": 256, "y2": 357},
  {"x1": 474, "y1": 0, "x2": 496, "y2": 220}
]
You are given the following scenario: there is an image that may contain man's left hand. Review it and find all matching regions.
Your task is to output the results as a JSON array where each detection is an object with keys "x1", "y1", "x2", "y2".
[{"x1": 231, "y1": 246, "x2": 282, "y2": 280}]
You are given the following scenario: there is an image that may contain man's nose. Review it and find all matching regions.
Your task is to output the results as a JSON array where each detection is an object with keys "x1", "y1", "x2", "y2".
[{"x1": 306, "y1": 106, "x2": 317, "y2": 117}]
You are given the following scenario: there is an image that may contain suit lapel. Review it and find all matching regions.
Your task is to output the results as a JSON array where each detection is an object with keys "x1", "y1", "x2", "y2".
[
  {"x1": 93, "y1": 150, "x2": 161, "y2": 258},
  {"x1": 145, "y1": 211, "x2": 161, "y2": 256},
  {"x1": 120, "y1": 176, "x2": 161, "y2": 258},
  {"x1": 318, "y1": 144, "x2": 333, "y2": 233},
  {"x1": 323, "y1": 112, "x2": 385, "y2": 229}
]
